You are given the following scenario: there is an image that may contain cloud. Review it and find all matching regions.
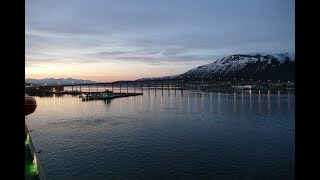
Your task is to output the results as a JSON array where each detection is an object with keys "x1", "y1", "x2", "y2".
[{"x1": 26, "y1": 0, "x2": 294, "y2": 68}]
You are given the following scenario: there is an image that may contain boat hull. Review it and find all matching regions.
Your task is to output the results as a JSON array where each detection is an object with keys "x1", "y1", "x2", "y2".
[{"x1": 25, "y1": 94, "x2": 37, "y2": 116}]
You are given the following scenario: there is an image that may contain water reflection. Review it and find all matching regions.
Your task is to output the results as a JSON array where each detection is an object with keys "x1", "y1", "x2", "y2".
[
  {"x1": 53, "y1": 94, "x2": 57, "y2": 111},
  {"x1": 201, "y1": 92, "x2": 204, "y2": 112},
  {"x1": 170, "y1": 93, "x2": 173, "y2": 109},
  {"x1": 226, "y1": 92, "x2": 229, "y2": 105},
  {"x1": 210, "y1": 92, "x2": 213, "y2": 112},
  {"x1": 130, "y1": 97, "x2": 133, "y2": 113},
  {"x1": 241, "y1": 92, "x2": 244, "y2": 112},
  {"x1": 187, "y1": 93, "x2": 190, "y2": 113},
  {"x1": 151, "y1": 92, "x2": 154, "y2": 112},
  {"x1": 160, "y1": 94, "x2": 163, "y2": 112},
  {"x1": 103, "y1": 99, "x2": 112, "y2": 108},
  {"x1": 258, "y1": 94, "x2": 261, "y2": 113},
  {"x1": 194, "y1": 91, "x2": 197, "y2": 112},
  {"x1": 249, "y1": 92, "x2": 252, "y2": 112},
  {"x1": 27, "y1": 92, "x2": 295, "y2": 179},
  {"x1": 119, "y1": 97, "x2": 122, "y2": 113},
  {"x1": 288, "y1": 93, "x2": 290, "y2": 111},
  {"x1": 179, "y1": 92, "x2": 182, "y2": 110},
  {"x1": 140, "y1": 95, "x2": 143, "y2": 112},
  {"x1": 218, "y1": 92, "x2": 221, "y2": 113},
  {"x1": 268, "y1": 91, "x2": 271, "y2": 113},
  {"x1": 233, "y1": 91, "x2": 237, "y2": 112},
  {"x1": 277, "y1": 91, "x2": 281, "y2": 110}
]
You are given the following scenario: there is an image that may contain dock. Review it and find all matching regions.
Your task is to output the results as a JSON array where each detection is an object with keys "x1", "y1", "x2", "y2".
[{"x1": 81, "y1": 92, "x2": 143, "y2": 101}]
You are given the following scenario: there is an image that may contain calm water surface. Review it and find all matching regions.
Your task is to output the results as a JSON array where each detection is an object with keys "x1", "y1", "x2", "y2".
[{"x1": 26, "y1": 90, "x2": 295, "y2": 179}]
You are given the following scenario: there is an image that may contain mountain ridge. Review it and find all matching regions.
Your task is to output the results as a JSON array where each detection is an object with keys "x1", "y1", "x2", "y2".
[{"x1": 178, "y1": 52, "x2": 295, "y2": 81}]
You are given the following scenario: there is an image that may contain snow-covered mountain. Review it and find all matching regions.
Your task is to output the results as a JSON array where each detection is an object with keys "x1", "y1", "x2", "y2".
[
  {"x1": 25, "y1": 78, "x2": 96, "y2": 85},
  {"x1": 179, "y1": 53, "x2": 295, "y2": 81}
]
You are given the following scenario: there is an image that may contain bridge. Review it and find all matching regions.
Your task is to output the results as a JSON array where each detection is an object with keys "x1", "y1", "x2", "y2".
[
  {"x1": 36, "y1": 76, "x2": 272, "y2": 94},
  {"x1": 38, "y1": 77, "x2": 204, "y2": 94}
]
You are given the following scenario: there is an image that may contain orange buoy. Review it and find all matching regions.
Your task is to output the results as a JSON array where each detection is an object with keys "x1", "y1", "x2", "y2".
[{"x1": 25, "y1": 94, "x2": 37, "y2": 116}]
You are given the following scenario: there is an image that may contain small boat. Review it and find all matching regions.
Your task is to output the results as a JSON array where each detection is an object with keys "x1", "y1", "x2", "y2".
[{"x1": 100, "y1": 90, "x2": 117, "y2": 99}]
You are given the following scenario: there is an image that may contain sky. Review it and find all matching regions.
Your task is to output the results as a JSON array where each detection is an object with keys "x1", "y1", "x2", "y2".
[{"x1": 26, "y1": 0, "x2": 295, "y2": 82}]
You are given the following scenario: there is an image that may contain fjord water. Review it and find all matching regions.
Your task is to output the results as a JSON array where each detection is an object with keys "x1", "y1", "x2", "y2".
[{"x1": 26, "y1": 90, "x2": 295, "y2": 179}]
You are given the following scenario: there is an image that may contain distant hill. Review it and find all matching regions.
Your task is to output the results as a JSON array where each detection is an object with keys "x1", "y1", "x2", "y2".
[
  {"x1": 25, "y1": 78, "x2": 96, "y2": 85},
  {"x1": 178, "y1": 53, "x2": 295, "y2": 81}
]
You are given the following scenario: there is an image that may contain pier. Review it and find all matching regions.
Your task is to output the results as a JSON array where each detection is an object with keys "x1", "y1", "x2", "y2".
[{"x1": 81, "y1": 92, "x2": 143, "y2": 101}]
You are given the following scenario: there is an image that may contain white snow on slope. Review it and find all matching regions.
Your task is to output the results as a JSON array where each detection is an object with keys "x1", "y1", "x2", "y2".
[{"x1": 185, "y1": 53, "x2": 295, "y2": 75}]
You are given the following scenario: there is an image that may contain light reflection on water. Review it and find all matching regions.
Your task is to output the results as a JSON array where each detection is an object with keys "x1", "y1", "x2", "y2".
[{"x1": 26, "y1": 89, "x2": 295, "y2": 179}]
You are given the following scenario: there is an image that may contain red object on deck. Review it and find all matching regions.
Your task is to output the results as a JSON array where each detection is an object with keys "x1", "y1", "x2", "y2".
[{"x1": 25, "y1": 94, "x2": 37, "y2": 116}]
